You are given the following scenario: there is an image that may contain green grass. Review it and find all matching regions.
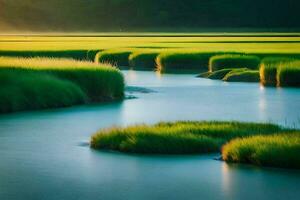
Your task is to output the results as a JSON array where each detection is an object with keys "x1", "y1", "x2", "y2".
[
  {"x1": 277, "y1": 61, "x2": 300, "y2": 87},
  {"x1": 0, "y1": 50, "x2": 99, "y2": 61},
  {"x1": 223, "y1": 69, "x2": 260, "y2": 82},
  {"x1": 91, "y1": 121, "x2": 285, "y2": 154},
  {"x1": 260, "y1": 57, "x2": 300, "y2": 87},
  {"x1": 156, "y1": 52, "x2": 216, "y2": 73},
  {"x1": 95, "y1": 49, "x2": 134, "y2": 67},
  {"x1": 197, "y1": 71, "x2": 212, "y2": 78},
  {"x1": 259, "y1": 57, "x2": 292, "y2": 86},
  {"x1": 129, "y1": 51, "x2": 160, "y2": 70},
  {"x1": 260, "y1": 61, "x2": 278, "y2": 86},
  {"x1": 0, "y1": 56, "x2": 124, "y2": 113},
  {"x1": 0, "y1": 71, "x2": 87, "y2": 113},
  {"x1": 209, "y1": 54, "x2": 260, "y2": 72},
  {"x1": 222, "y1": 132, "x2": 300, "y2": 169},
  {"x1": 2, "y1": 35, "x2": 300, "y2": 54},
  {"x1": 207, "y1": 68, "x2": 235, "y2": 80}
]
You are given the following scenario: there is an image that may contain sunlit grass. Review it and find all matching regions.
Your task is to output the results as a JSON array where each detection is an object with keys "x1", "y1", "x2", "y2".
[
  {"x1": 91, "y1": 121, "x2": 285, "y2": 154},
  {"x1": 156, "y1": 51, "x2": 217, "y2": 73},
  {"x1": 95, "y1": 48, "x2": 135, "y2": 67},
  {"x1": 206, "y1": 68, "x2": 237, "y2": 80},
  {"x1": 129, "y1": 50, "x2": 160, "y2": 70},
  {"x1": 209, "y1": 54, "x2": 260, "y2": 72},
  {"x1": 277, "y1": 61, "x2": 300, "y2": 87},
  {"x1": 260, "y1": 57, "x2": 300, "y2": 87},
  {"x1": 223, "y1": 69, "x2": 260, "y2": 82},
  {"x1": 222, "y1": 132, "x2": 300, "y2": 169},
  {"x1": 1, "y1": 35, "x2": 300, "y2": 53},
  {"x1": 0, "y1": 56, "x2": 124, "y2": 113}
]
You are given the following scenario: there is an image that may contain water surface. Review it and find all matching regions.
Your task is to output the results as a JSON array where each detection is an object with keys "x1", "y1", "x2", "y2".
[{"x1": 0, "y1": 70, "x2": 300, "y2": 200}]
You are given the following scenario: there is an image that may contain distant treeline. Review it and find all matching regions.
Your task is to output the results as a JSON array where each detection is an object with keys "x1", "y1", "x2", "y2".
[{"x1": 0, "y1": 0, "x2": 299, "y2": 31}]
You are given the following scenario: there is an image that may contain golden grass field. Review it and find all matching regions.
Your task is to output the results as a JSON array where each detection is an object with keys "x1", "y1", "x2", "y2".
[{"x1": 1, "y1": 34, "x2": 300, "y2": 53}]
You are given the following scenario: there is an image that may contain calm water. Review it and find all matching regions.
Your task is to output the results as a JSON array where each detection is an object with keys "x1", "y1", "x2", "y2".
[{"x1": 0, "y1": 70, "x2": 300, "y2": 200}]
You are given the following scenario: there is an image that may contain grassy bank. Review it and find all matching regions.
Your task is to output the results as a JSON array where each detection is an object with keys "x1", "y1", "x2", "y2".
[
  {"x1": 209, "y1": 54, "x2": 260, "y2": 72},
  {"x1": 95, "y1": 49, "x2": 134, "y2": 67},
  {"x1": 260, "y1": 58, "x2": 300, "y2": 87},
  {"x1": 129, "y1": 51, "x2": 160, "y2": 70},
  {"x1": 222, "y1": 133, "x2": 300, "y2": 169},
  {"x1": 0, "y1": 50, "x2": 99, "y2": 61},
  {"x1": 223, "y1": 69, "x2": 260, "y2": 82},
  {"x1": 156, "y1": 52, "x2": 216, "y2": 73},
  {"x1": 277, "y1": 61, "x2": 300, "y2": 87},
  {"x1": 91, "y1": 121, "x2": 284, "y2": 154},
  {"x1": 0, "y1": 57, "x2": 124, "y2": 113}
]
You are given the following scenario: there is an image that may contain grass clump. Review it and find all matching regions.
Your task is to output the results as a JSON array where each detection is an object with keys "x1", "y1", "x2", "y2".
[
  {"x1": 277, "y1": 61, "x2": 300, "y2": 87},
  {"x1": 91, "y1": 121, "x2": 285, "y2": 154},
  {"x1": 0, "y1": 71, "x2": 87, "y2": 113},
  {"x1": 129, "y1": 51, "x2": 159, "y2": 70},
  {"x1": 207, "y1": 68, "x2": 235, "y2": 80},
  {"x1": 260, "y1": 57, "x2": 300, "y2": 87},
  {"x1": 0, "y1": 50, "x2": 99, "y2": 61},
  {"x1": 223, "y1": 69, "x2": 260, "y2": 82},
  {"x1": 0, "y1": 56, "x2": 124, "y2": 113},
  {"x1": 259, "y1": 57, "x2": 289, "y2": 86},
  {"x1": 209, "y1": 54, "x2": 260, "y2": 72},
  {"x1": 222, "y1": 133, "x2": 300, "y2": 169},
  {"x1": 95, "y1": 49, "x2": 134, "y2": 67},
  {"x1": 156, "y1": 52, "x2": 216, "y2": 73},
  {"x1": 197, "y1": 71, "x2": 212, "y2": 78}
]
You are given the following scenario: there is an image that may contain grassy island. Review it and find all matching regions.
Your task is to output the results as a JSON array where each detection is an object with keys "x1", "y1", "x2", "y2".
[
  {"x1": 91, "y1": 121, "x2": 300, "y2": 169},
  {"x1": 0, "y1": 56, "x2": 124, "y2": 113}
]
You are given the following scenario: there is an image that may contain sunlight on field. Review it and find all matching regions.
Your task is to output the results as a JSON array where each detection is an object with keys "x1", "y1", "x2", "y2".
[{"x1": 1, "y1": 35, "x2": 300, "y2": 53}]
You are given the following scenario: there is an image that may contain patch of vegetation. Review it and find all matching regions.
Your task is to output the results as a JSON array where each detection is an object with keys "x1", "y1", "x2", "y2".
[
  {"x1": 197, "y1": 71, "x2": 212, "y2": 78},
  {"x1": 0, "y1": 71, "x2": 87, "y2": 113},
  {"x1": 91, "y1": 121, "x2": 285, "y2": 154},
  {"x1": 0, "y1": 50, "x2": 99, "y2": 61},
  {"x1": 156, "y1": 52, "x2": 216, "y2": 73},
  {"x1": 277, "y1": 61, "x2": 300, "y2": 87},
  {"x1": 260, "y1": 57, "x2": 300, "y2": 87},
  {"x1": 0, "y1": 57, "x2": 124, "y2": 113},
  {"x1": 259, "y1": 57, "x2": 291, "y2": 86},
  {"x1": 129, "y1": 51, "x2": 159, "y2": 70},
  {"x1": 209, "y1": 54, "x2": 260, "y2": 72},
  {"x1": 95, "y1": 49, "x2": 134, "y2": 67},
  {"x1": 208, "y1": 68, "x2": 235, "y2": 80},
  {"x1": 223, "y1": 69, "x2": 260, "y2": 82},
  {"x1": 222, "y1": 132, "x2": 300, "y2": 169}
]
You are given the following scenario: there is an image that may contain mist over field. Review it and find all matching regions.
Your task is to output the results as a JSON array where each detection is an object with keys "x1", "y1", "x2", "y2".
[{"x1": 0, "y1": 0, "x2": 299, "y2": 32}]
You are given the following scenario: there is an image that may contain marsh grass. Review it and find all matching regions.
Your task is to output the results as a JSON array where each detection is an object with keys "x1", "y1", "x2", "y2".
[
  {"x1": 0, "y1": 56, "x2": 124, "y2": 113},
  {"x1": 0, "y1": 71, "x2": 87, "y2": 112},
  {"x1": 277, "y1": 61, "x2": 300, "y2": 87},
  {"x1": 209, "y1": 54, "x2": 260, "y2": 72},
  {"x1": 207, "y1": 68, "x2": 236, "y2": 79},
  {"x1": 260, "y1": 57, "x2": 300, "y2": 87},
  {"x1": 0, "y1": 50, "x2": 99, "y2": 61},
  {"x1": 222, "y1": 132, "x2": 300, "y2": 169},
  {"x1": 259, "y1": 57, "x2": 290, "y2": 86},
  {"x1": 95, "y1": 49, "x2": 134, "y2": 67},
  {"x1": 129, "y1": 51, "x2": 160, "y2": 70},
  {"x1": 156, "y1": 52, "x2": 218, "y2": 73},
  {"x1": 223, "y1": 69, "x2": 260, "y2": 82},
  {"x1": 91, "y1": 121, "x2": 285, "y2": 154},
  {"x1": 197, "y1": 71, "x2": 212, "y2": 78}
]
